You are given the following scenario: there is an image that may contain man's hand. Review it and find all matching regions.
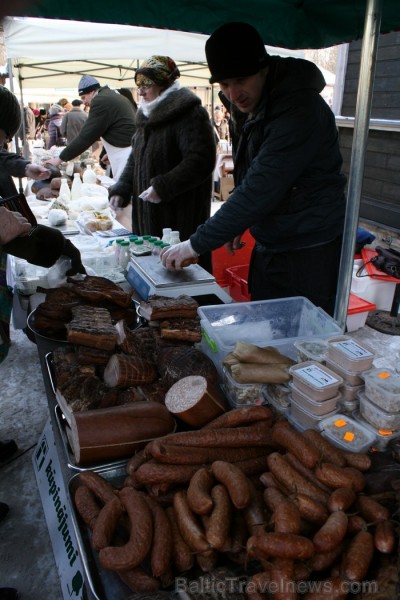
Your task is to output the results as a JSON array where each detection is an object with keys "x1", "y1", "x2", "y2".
[
  {"x1": 138, "y1": 185, "x2": 162, "y2": 204},
  {"x1": 25, "y1": 164, "x2": 51, "y2": 180},
  {"x1": 109, "y1": 195, "x2": 129, "y2": 211},
  {"x1": 45, "y1": 157, "x2": 62, "y2": 168},
  {"x1": 160, "y1": 239, "x2": 199, "y2": 271},
  {"x1": 0, "y1": 207, "x2": 32, "y2": 245},
  {"x1": 62, "y1": 239, "x2": 86, "y2": 276},
  {"x1": 224, "y1": 234, "x2": 246, "y2": 256}
]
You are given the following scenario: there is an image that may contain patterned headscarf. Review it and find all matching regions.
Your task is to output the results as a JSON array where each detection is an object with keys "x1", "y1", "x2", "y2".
[{"x1": 135, "y1": 56, "x2": 180, "y2": 88}]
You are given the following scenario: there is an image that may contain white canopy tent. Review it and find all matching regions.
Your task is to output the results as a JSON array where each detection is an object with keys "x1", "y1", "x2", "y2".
[{"x1": 2, "y1": 17, "x2": 302, "y2": 102}]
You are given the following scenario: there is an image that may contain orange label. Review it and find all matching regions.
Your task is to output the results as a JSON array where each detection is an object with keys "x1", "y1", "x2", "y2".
[
  {"x1": 334, "y1": 419, "x2": 348, "y2": 428},
  {"x1": 378, "y1": 372, "x2": 391, "y2": 379},
  {"x1": 344, "y1": 431, "x2": 355, "y2": 442},
  {"x1": 378, "y1": 429, "x2": 393, "y2": 436}
]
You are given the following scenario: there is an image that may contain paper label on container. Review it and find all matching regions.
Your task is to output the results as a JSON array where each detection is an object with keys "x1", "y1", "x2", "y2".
[
  {"x1": 332, "y1": 339, "x2": 373, "y2": 359},
  {"x1": 297, "y1": 364, "x2": 339, "y2": 388}
]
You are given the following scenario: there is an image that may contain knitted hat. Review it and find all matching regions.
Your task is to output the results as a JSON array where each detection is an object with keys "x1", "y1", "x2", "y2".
[
  {"x1": 0, "y1": 86, "x2": 21, "y2": 138},
  {"x1": 49, "y1": 103, "x2": 64, "y2": 116},
  {"x1": 78, "y1": 75, "x2": 101, "y2": 95},
  {"x1": 206, "y1": 22, "x2": 270, "y2": 84},
  {"x1": 71, "y1": 99, "x2": 83, "y2": 107},
  {"x1": 135, "y1": 56, "x2": 180, "y2": 88}
]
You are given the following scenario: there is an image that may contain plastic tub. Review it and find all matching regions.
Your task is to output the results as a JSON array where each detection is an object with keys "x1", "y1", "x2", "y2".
[
  {"x1": 222, "y1": 367, "x2": 264, "y2": 407},
  {"x1": 340, "y1": 381, "x2": 365, "y2": 402},
  {"x1": 288, "y1": 361, "x2": 343, "y2": 402},
  {"x1": 262, "y1": 383, "x2": 291, "y2": 415},
  {"x1": 352, "y1": 410, "x2": 400, "y2": 451},
  {"x1": 326, "y1": 335, "x2": 374, "y2": 372},
  {"x1": 199, "y1": 296, "x2": 342, "y2": 376},
  {"x1": 362, "y1": 368, "x2": 400, "y2": 413},
  {"x1": 289, "y1": 395, "x2": 338, "y2": 430},
  {"x1": 318, "y1": 413, "x2": 376, "y2": 453},
  {"x1": 293, "y1": 339, "x2": 328, "y2": 364},
  {"x1": 358, "y1": 390, "x2": 400, "y2": 431},
  {"x1": 346, "y1": 293, "x2": 376, "y2": 332},
  {"x1": 325, "y1": 356, "x2": 364, "y2": 386},
  {"x1": 338, "y1": 397, "x2": 360, "y2": 415},
  {"x1": 289, "y1": 383, "x2": 339, "y2": 416}
]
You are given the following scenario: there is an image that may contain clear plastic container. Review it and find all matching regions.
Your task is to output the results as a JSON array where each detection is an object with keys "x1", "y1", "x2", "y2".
[
  {"x1": 289, "y1": 395, "x2": 338, "y2": 430},
  {"x1": 199, "y1": 297, "x2": 342, "y2": 375},
  {"x1": 325, "y1": 356, "x2": 364, "y2": 386},
  {"x1": 289, "y1": 382, "x2": 339, "y2": 416},
  {"x1": 362, "y1": 368, "x2": 400, "y2": 413},
  {"x1": 318, "y1": 413, "x2": 376, "y2": 453},
  {"x1": 169, "y1": 231, "x2": 181, "y2": 245},
  {"x1": 118, "y1": 241, "x2": 130, "y2": 270},
  {"x1": 262, "y1": 383, "x2": 291, "y2": 414},
  {"x1": 352, "y1": 410, "x2": 400, "y2": 451},
  {"x1": 294, "y1": 339, "x2": 328, "y2": 364},
  {"x1": 222, "y1": 367, "x2": 264, "y2": 407},
  {"x1": 358, "y1": 390, "x2": 400, "y2": 431},
  {"x1": 340, "y1": 381, "x2": 365, "y2": 402},
  {"x1": 288, "y1": 361, "x2": 343, "y2": 402},
  {"x1": 326, "y1": 335, "x2": 374, "y2": 372},
  {"x1": 131, "y1": 239, "x2": 151, "y2": 256},
  {"x1": 338, "y1": 397, "x2": 360, "y2": 415},
  {"x1": 162, "y1": 228, "x2": 172, "y2": 244}
]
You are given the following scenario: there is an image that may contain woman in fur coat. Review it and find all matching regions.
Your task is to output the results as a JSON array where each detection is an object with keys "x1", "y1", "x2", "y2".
[{"x1": 109, "y1": 56, "x2": 216, "y2": 272}]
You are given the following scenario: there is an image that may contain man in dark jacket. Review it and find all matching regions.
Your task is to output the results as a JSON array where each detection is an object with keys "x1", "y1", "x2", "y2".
[
  {"x1": 47, "y1": 75, "x2": 136, "y2": 180},
  {"x1": 161, "y1": 22, "x2": 346, "y2": 315},
  {"x1": 59, "y1": 98, "x2": 87, "y2": 144}
]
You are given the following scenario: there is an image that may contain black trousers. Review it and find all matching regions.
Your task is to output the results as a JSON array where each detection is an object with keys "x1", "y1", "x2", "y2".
[{"x1": 248, "y1": 237, "x2": 343, "y2": 317}]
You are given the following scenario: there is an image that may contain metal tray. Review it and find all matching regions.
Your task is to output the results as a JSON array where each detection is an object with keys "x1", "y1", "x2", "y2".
[
  {"x1": 68, "y1": 465, "x2": 130, "y2": 600},
  {"x1": 68, "y1": 466, "x2": 177, "y2": 600},
  {"x1": 54, "y1": 404, "x2": 128, "y2": 473}
]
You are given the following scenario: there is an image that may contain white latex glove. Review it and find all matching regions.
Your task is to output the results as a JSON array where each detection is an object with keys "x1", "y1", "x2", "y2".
[
  {"x1": 109, "y1": 195, "x2": 126, "y2": 211},
  {"x1": 224, "y1": 234, "x2": 246, "y2": 256},
  {"x1": 25, "y1": 164, "x2": 51, "y2": 180},
  {"x1": 0, "y1": 207, "x2": 32, "y2": 244},
  {"x1": 160, "y1": 239, "x2": 199, "y2": 271},
  {"x1": 138, "y1": 185, "x2": 162, "y2": 204}
]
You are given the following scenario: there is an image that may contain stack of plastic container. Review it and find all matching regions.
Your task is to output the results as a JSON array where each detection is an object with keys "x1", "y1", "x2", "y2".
[
  {"x1": 287, "y1": 361, "x2": 343, "y2": 430},
  {"x1": 324, "y1": 335, "x2": 374, "y2": 413},
  {"x1": 355, "y1": 368, "x2": 400, "y2": 449}
]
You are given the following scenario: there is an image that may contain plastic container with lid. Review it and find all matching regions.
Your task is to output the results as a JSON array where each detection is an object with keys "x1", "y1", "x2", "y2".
[
  {"x1": 162, "y1": 228, "x2": 172, "y2": 244},
  {"x1": 289, "y1": 395, "x2": 338, "y2": 430},
  {"x1": 82, "y1": 164, "x2": 97, "y2": 184},
  {"x1": 358, "y1": 390, "x2": 400, "y2": 431},
  {"x1": 293, "y1": 339, "x2": 328, "y2": 364},
  {"x1": 326, "y1": 335, "x2": 375, "y2": 372},
  {"x1": 352, "y1": 410, "x2": 400, "y2": 451},
  {"x1": 325, "y1": 356, "x2": 364, "y2": 387},
  {"x1": 199, "y1": 297, "x2": 342, "y2": 376},
  {"x1": 151, "y1": 240, "x2": 164, "y2": 255},
  {"x1": 338, "y1": 397, "x2": 360, "y2": 415},
  {"x1": 262, "y1": 383, "x2": 291, "y2": 414},
  {"x1": 362, "y1": 368, "x2": 400, "y2": 413},
  {"x1": 118, "y1": 241, "x2": 130, "y2": 270},
  {"x1": 340, "y1": 381, "x2": 365, "y2": 402},
  {"x1": 131, "y1": 239, "x2": 151, "y2": 256},
  {"x1": 289, "y1": 382, "x2": 339, "y2": 416},
  {"x1": 346, "y1": 293, "x2": 376, "y2": 332},
  {"x1": 318, "y1": 413, "x2": 376, "y2": 453},
  {"x1": 169, "y1": 231, "x2": 181, "y2": 245},
  {"x1": 222, "y1": 367, "x2": 264, "y2": 407},
  {"x1": 288, "y1": 361, "x2": 343, "y2": 402}
]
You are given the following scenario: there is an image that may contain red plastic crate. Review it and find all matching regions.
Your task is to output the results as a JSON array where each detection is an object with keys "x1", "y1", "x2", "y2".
[
  {"x1": 211, "y1": 230, "x2": 255, "y2": 288},
  {"x1": 226, "y1": 264, "x2": 250, "y2": 302}
]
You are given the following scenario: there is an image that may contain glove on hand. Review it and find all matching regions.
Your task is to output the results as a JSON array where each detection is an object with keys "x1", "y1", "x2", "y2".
[
  {"x1": 160, "y1": 239, "x2": 199, "y2": 271},
  {"x1": 109, "y1": 195, "x2": 129, "y2": 210},
  {"x1": 138, "y1": 185, "x2": 162, "y2": 204},
  {"x1": 62, "y1": 239, "x2": 87, "y2": 276}
]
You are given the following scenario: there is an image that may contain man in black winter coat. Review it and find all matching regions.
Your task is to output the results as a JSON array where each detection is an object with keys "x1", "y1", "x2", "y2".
[{"x1": 161, "y1": 22, "x2": 346, "y2": 316}]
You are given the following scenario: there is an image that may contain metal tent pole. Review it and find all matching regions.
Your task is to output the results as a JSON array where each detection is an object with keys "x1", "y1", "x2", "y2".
[
  {"x1": 7, "y1": 57, "x2": 24, "y2": 193},
  {"x1": 334, "y1": 0, "x2": 382, "y2": 329}
]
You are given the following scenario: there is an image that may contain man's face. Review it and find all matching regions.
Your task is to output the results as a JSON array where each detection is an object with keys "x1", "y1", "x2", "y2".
[
  {"x1": 80, "y1": 91, "x2": 96, "y2": 107},
  {"x1": 218, "y1": 72, "x2": 266, "y2": 114}
]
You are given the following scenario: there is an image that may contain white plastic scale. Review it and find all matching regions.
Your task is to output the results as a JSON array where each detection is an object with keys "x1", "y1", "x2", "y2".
[{"x1": 126, "y1": 254, "x2": 232, "y2": 303}]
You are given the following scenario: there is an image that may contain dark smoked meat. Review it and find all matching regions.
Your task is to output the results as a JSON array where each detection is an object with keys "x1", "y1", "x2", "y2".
[{"x1": 157, "y1": 345, "x2": 219, "y2": 387}]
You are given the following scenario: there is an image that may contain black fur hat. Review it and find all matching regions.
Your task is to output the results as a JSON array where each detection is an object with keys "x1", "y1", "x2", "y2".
[
  {"x1": 206, "y1": 22, "x2": 270, "y2": 84},
  {"x1": 0, "y1": 86, "x2": 21, "y2": 138}
]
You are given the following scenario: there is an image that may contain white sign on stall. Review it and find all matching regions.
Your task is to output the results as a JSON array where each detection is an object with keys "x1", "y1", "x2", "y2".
[{"x1": 33, "y1": 418, "x2": 85, "y2": 600}]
